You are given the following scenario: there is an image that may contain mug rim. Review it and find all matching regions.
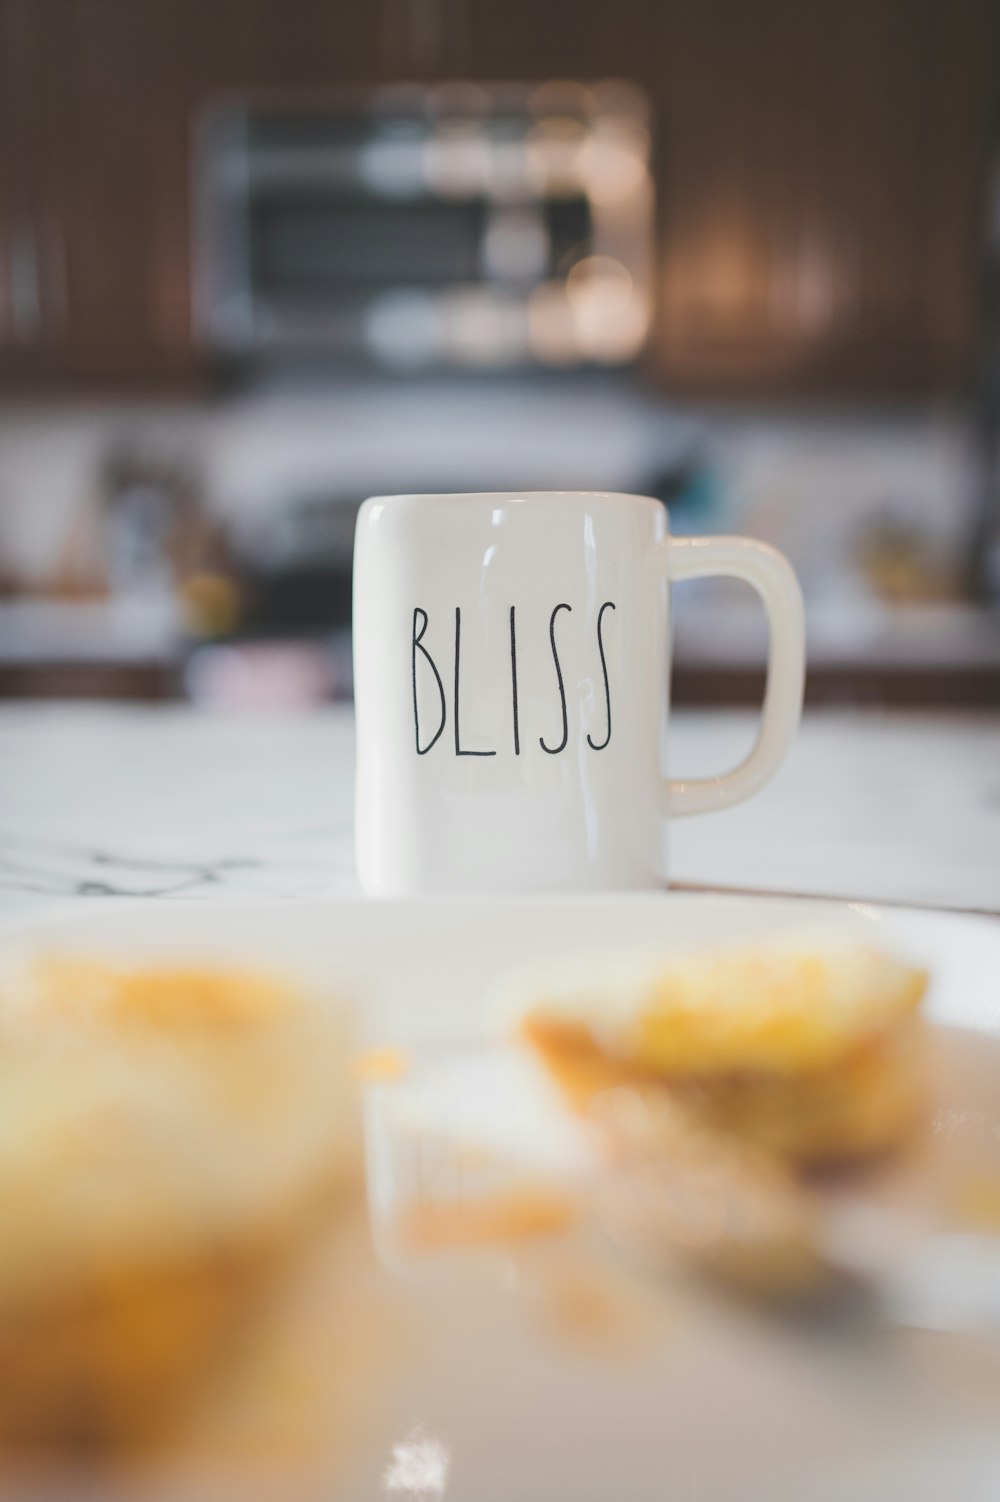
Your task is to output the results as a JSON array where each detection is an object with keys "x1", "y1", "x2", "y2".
[{"x1": 363, "y1": 489, "x2": 664, "y2": 510}]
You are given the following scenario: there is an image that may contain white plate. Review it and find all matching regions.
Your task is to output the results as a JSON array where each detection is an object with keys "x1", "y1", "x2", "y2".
[
  {"x1": 3, "y1": 891, "x2": 999, "y2": 1041},
  {"x1": 2, "y1": 892, "x2": 1000, "y2": 1502}
]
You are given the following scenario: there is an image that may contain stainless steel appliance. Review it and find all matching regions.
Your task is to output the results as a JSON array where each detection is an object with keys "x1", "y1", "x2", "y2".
[{"x1": 195, "y1": 81, "x2": 653, "y2": 369}]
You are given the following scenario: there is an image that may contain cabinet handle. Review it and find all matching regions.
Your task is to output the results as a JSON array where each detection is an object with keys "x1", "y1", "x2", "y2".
[
  {"x1": 45, "y1": 215, "x2": 68, "y2": 336},
  {"x1": 9, "y1": 218, "x2": 41, "y2": 343}
]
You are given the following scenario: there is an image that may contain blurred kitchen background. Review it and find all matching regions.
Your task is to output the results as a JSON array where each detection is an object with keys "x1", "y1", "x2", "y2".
[{"x1": 1, "y1": 0, "x2": 999, "y2": 709}]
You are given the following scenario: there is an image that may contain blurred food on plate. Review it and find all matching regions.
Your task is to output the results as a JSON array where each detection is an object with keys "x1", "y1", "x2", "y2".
[
  {"x1": 513, "y1": 931, "x2": 929, "y2": 1168},
  {"x1": 0, "y1": 954, "x2": 356, "y2": 1451}
]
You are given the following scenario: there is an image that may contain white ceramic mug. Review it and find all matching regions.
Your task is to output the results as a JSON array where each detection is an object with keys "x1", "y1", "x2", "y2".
[{"x1": 353, "y1": 491, "x2": 804, "y2": 895}]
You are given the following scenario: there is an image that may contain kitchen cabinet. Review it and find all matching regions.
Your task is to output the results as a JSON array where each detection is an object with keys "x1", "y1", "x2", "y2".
[
  {"x1": 0, "y1": 0, "x2": 386, "y2": 387},
  {"x1": 0, "y1": 0, "x2": 55, "y2": 380},
  {"x1": 45, "y1": 0, "x2": 198, "y2": 382},
  {"x1": 198, "y1": 0, "x2": 383, "y2": 91},
  {"x1": 648, "y1": 0, "x2": 998, "y2": 395},
  {"x1": 0, "y1": 0, "x2": 200, "y2": 385},
  {"x1": 401, "y1": 0, "x2": 998, "y2": 396},
  {"x1": 458, "y1": 0, "x2": 649, "y2": 79},
  {"x1": 0, "y1": 0, "x2": 995, "y2": 395}
]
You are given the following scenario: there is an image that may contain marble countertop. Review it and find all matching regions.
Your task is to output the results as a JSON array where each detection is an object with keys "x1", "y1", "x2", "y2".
[{"x1": 0, "y1": 704, "x2": 998, "y2": 920}]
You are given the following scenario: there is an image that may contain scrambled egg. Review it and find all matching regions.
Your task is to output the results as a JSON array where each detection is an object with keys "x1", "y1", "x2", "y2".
[{"x1": 516, "y1": 931, "x2": 929, "y2": 1168}]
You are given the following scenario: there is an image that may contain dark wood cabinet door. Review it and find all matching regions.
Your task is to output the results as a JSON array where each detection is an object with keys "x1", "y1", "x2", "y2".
[
  {"x1": 197, "y1": 0, "x2": 383, "y2": 90},
  {"x1": 0, "y1": 0, "x2": 388, "y2": 386},
  {"x1": 0, "y1": 0, "x2": 60, "y2": 377},
  {"x1": 0, "y1": 0, "x2": 995, "y2": 394},
  {"x1": 33, "y1": 0, "x2": 200, "y2": 382},
  {"x1": 0, "y1": 0, "x2": 201, "y2": 384},
  {"x1": 649, "y1": 0, "x2": 998, "y2": 395},
  {"x1": 452, "y1": 0, "x2": 647, "y2": 79}
]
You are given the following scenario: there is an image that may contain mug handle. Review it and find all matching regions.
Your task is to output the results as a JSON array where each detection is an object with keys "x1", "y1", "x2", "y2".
[{"x1": 659, "y1": 535, "x2": 806, "y2": 817}]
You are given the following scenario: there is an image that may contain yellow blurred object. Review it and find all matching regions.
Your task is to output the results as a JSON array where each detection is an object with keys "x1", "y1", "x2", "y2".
[
  {"x1": 518, "y1": 932, "x2": 928, "y2": 1168},
  {"x1": 25, "y1": 954, "x2": 296, "y2": 1030},
  {"x1": 181, "y1": 571, "x2": 241, "y2": 637},
  {"x1": 951, "y1": 1172, "x2": 1000, "y2": 1231},
  {"x1": 397, "y1": 1186, "x2": 577, "y2": 1251},
  {"x1": 353, "y1": 1046, "x2": 411, "y2": 1083},
  {"x1": 629, "y1": 943, "x2": 926, "y2": 1077},
  {"x1": 0, "y1": 954, "x2": 357, "y2": 1451}
]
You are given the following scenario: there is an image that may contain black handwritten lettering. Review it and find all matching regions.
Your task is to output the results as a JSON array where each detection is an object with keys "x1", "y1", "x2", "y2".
[
  {"x1": 539, "y1": 603, "x2": 572, "y2": 755},
  {"x1": 454, "y1": 607, "x2": 496, "y2": 757},
  {"x1": 587, "y1": 601, "x2": 616, "y2": 751},
  {"x1": 412, "y1": 607, "x2": 446, "y2": 754},
  {"x1": 509, "y1": 605, "x2": 520, "y2": 755}
]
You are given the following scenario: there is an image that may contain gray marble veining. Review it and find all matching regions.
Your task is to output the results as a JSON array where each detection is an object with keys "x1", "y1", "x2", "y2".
[{"x1": 0, "y1": 704, "x2": 997, "y2": 918}]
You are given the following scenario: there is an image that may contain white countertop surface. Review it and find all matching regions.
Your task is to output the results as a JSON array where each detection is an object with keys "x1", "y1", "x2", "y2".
[{"x1": 0, "y1": 703, "x2": 997, "y2": 919}]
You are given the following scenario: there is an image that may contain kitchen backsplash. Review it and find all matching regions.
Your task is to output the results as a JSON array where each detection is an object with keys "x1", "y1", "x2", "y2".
[{"x1": 0, "y1": 384, "x2": 981, "y2": 608}]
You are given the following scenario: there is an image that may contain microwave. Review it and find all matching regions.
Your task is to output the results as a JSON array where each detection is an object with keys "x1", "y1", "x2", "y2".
[{"x1": 195, "y1": 81, "x2": 653, "y2": 370}]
